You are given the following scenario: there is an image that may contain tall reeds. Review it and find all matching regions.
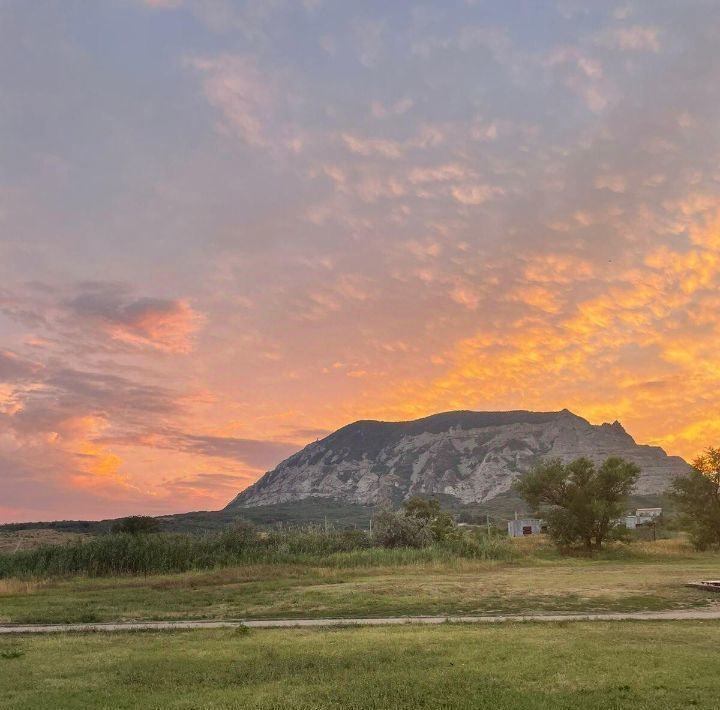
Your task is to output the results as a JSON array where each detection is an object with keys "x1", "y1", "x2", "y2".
[{"x1": 0, "y1": 524, "x2": 515, "y2": 579}]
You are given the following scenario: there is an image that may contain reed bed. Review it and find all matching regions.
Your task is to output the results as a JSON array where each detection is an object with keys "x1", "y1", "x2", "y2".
[{"x1": 0, "y1": 526, "x2": 516, "y2": 580}]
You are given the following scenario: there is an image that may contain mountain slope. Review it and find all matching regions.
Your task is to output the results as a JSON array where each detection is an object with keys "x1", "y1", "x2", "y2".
[{"x1": 228, "y1": 410, "x2": 690, "y2": 508}]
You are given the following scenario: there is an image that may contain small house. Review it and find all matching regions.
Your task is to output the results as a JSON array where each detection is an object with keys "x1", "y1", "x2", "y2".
[
  {"x1": 636, "y1": 508, "x2": 662, "y2": 524},
  {"x1": 507, "y1": 518, "x2": 545, "y2": 538},
  {"x1": 623, "y1": 508, "x2": 662, "y2": 530}
]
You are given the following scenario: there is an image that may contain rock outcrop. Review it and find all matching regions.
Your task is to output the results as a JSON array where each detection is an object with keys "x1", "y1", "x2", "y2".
[{"x1": 228, "y1": 410, "x2": 689, "y2": 508}]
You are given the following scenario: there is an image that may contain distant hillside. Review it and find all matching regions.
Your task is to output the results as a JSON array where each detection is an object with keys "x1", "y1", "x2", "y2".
[
  {"x1": 230, "y1": 409, "x2": 690, "y2": 509},
  {"x1": 0, "y1": 499, "x2": 375, "y2": 535}
]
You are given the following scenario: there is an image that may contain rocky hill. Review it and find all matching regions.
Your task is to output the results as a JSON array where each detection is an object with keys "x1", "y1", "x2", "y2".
[{"x1": 228, "y1": 410, "x2": 690, "y2": 509}]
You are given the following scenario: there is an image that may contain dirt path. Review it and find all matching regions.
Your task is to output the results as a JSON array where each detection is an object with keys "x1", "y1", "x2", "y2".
[{"x1": 3, "y1": 609, "x2": 720, "y2": 634}]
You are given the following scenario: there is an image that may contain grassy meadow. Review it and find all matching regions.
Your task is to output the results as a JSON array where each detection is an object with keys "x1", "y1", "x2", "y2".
[
  {"x1": 1, "y1": 528, "x2": 719, "y2": 709},
  {"x1": 0, "y1": 537, "x2": 718, "y2": 625},
  {"x1": 2, "y1": 622, "x2": 720, "y2": 709}
]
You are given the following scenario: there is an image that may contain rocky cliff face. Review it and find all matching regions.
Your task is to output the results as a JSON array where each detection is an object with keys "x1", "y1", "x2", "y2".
[{"x1": 228, "y1": 410, "x2": 690, "y2": 508}]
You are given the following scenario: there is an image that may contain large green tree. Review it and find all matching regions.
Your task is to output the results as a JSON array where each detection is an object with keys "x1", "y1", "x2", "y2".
[
  {"x1": 514, "y1": 457, "x2": 639, "y2": 551},
  {"x1": 670, "y1": 447, "x2": 720, "y2": 550}
]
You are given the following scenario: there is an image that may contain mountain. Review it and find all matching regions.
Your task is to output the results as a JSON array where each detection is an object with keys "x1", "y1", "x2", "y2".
[{"x1": 228, "y1": 409, "x2": 690, "y2": 509}]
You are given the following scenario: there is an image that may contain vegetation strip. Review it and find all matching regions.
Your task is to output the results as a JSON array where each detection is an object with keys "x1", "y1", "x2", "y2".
[{"x1": 4, "y1": 609, "x2": 720, "y2": 634}]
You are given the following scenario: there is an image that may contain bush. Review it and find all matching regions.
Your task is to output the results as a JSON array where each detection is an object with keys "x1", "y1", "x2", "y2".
[
  {"x1": 372, "y1": 498, "x2": 463, "y2": 548},
  {"x1": 372, "y1": 510, "x2": 434, "y2": 548},
  {"x1": 403, "y1": 498, "x2": 458, "y2": 542}
]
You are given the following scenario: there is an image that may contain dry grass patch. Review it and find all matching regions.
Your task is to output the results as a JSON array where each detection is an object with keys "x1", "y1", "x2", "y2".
[
  {"x1": 0, "y1": 530, "x2": 86, "y2": 553},
  {"x1": 0, "y1": 579, "x2": 41, "y2": 595}
]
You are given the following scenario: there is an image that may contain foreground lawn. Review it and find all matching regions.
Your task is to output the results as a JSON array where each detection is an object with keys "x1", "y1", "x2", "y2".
[
  {"x1": 0, "y1": 552, "x2": 717, "y2": 624},
  {"x1": 1, "y1": 621, "x2": 719, "y2": 709}
]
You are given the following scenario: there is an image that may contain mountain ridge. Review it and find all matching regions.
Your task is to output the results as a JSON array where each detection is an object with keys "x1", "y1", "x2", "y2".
[{"x1": 229, "y1": 409, "x2": 690, "y2": 509}]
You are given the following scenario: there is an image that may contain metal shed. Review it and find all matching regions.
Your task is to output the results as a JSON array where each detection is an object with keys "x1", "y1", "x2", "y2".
[{"x1": 507, "y1": 518, "x2": 545, "y2": 538}]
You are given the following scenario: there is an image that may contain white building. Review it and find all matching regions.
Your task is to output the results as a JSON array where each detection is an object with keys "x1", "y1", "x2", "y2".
[
  {"x1": 624, "y1": 508, "x2": 662, "y2": 529},
  {"x1": 636, "y1": 508, "x2": 662, "y2": 524},
  {"x1": 507, "y1": 519, "x2": 545, "y2": 538}
]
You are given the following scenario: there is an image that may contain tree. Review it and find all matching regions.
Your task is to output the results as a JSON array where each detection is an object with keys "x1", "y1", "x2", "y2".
[
  {"x1": 403, "y1": 497, "x2": 457, "y2": 541},
  {"x1": 112, "y1": 515, "x2": 161, "y2": 535},
  {"x1": 670, "y1": 447, "x2": 720, "y2": 550},
  {"x1": 513, "y1": 457, "x2": 639, "y2": 551}
]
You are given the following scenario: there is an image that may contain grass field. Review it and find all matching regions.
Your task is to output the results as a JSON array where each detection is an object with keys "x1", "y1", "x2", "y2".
[
  {"x1": 1, "y1": 539, "x2": 718, "y2": 624},
  {"x1": 1, "y1": 621, "x2": 719, "y2": 709}
]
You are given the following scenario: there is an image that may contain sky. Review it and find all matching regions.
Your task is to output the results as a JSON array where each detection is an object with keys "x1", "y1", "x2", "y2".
[{"x1": 1, "y1": 0, "x2": 719, "y2": 523}]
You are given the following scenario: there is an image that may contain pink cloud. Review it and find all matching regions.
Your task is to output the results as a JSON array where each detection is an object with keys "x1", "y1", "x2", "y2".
[{"x1": 189, "y1": 55, "x2": 275, "y2": 147}]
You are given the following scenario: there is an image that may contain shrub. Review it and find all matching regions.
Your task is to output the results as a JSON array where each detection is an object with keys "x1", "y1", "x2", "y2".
[
  {"x1": 403, "y1": 498, "x2": 458, "y2": 542},
  {"x1": 372, "y1": 510, "x2": 434, "y2": 548}
]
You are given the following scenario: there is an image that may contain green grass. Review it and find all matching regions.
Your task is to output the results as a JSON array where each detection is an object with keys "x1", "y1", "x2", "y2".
[
  {"x1": 0, "y1": 535, "x2": 717, "y2": 625},
  {"x1": 1, "y1": 551, "x2": 718, "y2": 625},
  {"x1": 1, "y1": 622, "x2": 719, "y2": 708}
]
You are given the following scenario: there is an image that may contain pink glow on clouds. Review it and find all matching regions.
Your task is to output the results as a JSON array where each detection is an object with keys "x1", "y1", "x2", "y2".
[{"x1": 1, "y1": 1, "x2": 720, "y2": 521}]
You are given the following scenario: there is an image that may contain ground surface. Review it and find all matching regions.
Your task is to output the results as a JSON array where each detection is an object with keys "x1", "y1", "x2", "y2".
[
  {"x1": 1, "y1": 622, "x2": 719, "y2": 709},
  {"x1": 5, "y1": 608, "x2": 720, "y2": 634},
  {"x1": 2, "y1": 549, "x2": 718, "y2": 624}
]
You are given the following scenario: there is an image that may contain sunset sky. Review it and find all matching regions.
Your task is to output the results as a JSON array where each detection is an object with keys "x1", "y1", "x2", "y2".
[{"x1": 1, "y1": 1, "x2": 719, "y2": 522}]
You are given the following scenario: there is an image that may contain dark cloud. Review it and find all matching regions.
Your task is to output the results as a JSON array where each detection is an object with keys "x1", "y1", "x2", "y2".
[
  {"x1": 171, "y1": 433, "x2": 299, "y2": 468},
  {"x1": 0, "y1": 282, "x2": 201, "y2": 355},
  {"x1": 45, "y1": 368, "x2": 179, "y2": 415},
  {"x1": 64, "y1": 283, "x2": 199, "y2": 351},
  {"x1": 164, "y1": 472, "x2": 248, "y2": 492}
]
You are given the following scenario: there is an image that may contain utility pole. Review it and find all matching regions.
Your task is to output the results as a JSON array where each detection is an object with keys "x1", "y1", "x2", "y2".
[{"x1": 486, "y1": 514, "x2": 491, "y2": 536}]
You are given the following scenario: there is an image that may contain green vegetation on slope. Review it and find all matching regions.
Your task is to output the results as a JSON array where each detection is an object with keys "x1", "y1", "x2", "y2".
[
  {"x1": 0, "y1": 499, "x2": 377, "y2": 536},
  {"x1": 0, "y1": 492, "x2": 671, "y2": 535},
  {"x1": 2, "y1": 622, "x2": 720, "y2": 709}
]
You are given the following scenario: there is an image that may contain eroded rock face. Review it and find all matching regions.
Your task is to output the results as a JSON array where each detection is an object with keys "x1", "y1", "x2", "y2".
[{"x1": 228, "y1": 410, "x2": 690, "y2": 508}]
